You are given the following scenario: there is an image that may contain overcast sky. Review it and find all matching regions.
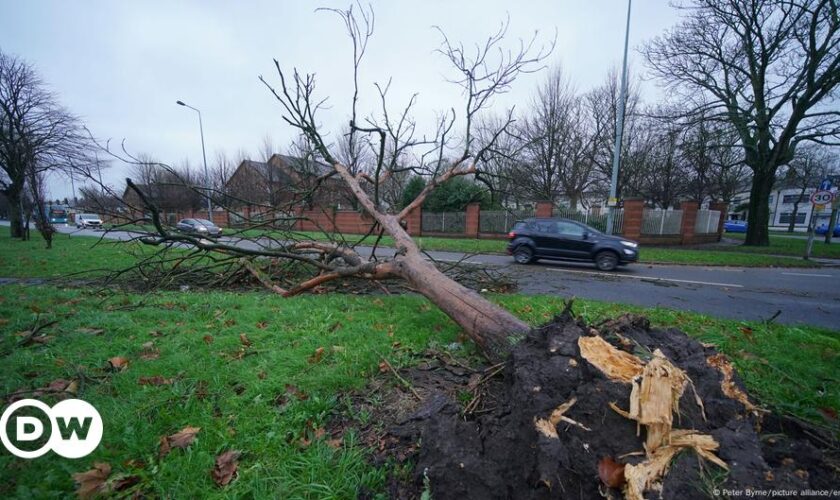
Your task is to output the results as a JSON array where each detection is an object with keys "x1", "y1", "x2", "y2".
[{"x1": 1, "y1": 1, "x2": 681, "y2": 200}]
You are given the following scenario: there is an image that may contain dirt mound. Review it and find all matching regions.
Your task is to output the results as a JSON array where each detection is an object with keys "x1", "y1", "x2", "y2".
[{"x1": 382, "y1": 311, "x2": 839, "y2": 499}]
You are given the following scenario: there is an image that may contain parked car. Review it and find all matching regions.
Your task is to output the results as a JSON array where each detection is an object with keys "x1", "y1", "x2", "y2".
[
  {"x1": 175, "y1": 218, "x2": 223, "y2": 237},
  {"x1": 723, "y1": 220, "x2": 747, "y2": 233},
  {"x1": 815, "y1": 224, "x2": 840, "y2": 237},
  {"x1": 75, "y1": 213, "x2": 103, "y2": 229},
  {"x1": 506, "y1": 218, "x2": 639, "y2": 271}
]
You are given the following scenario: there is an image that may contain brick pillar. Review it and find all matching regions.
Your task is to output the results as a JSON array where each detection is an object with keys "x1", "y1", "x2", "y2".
[
  {"x1": 535, "y1": 201, "x2": 553, "y2": 218},
  {"x1": 465, "y1": 203, "x2": 480, "y2": 238},
  {"x1": 710, "y1": 201, "x2": 729, "y2": 242},
  {"x1": 679, "y1": 200, "x2": 700, "y2": 245},
  {"x1": 293, "y1": 206, "x2": 304, "y2": 231},
  {"x1": 622, "y1": 198, "x2": 645, "y2": 241},
  {"x1": 404, "y1": 206, "x2": 422, "y2": 236}
]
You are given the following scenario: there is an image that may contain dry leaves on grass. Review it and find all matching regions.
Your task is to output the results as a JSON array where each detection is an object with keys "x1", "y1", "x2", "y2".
[
  {"x1": 239, "y1": 334, "x2": 252, "y2": 347},
  {"x1": 211, "y1": 450, "x2": 241, "y2": 487},
  {"x1": 159, "y1": 426, "x2": 201, "y2": 458},
  {"x1": 139, "y1": 341, "x2": 160, "y2": 361},
  {"x1": 308, "y1": 347, "x2": 325, "y2": 364},
  {"x1": 107, "y1": 357, "x2": 129, "y2": 371},
  {"x1": 77, "y1": 327, "x2": 105, "y2": 336},
  {"x1": 72, "y1": 462, "x2": 111, "y2": 499},
  {"x1": 138, "y1": 375, "x2": 174, "y2": 386}
]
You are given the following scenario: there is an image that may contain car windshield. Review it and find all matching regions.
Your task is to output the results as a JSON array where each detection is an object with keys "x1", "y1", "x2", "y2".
[{"x1": 81, "y1": 214, "x2": 99, "y2": 219}]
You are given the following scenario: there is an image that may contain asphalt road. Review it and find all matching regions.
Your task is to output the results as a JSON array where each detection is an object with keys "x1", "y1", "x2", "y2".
[{"x1": 9, "y1": 223, "x2": 840, "y2": 331}]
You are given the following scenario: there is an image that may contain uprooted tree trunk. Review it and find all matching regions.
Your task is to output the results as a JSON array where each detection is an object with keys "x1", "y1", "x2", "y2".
[{"x1": 333, "y1": 163, "x2": 531, "y2": 361}]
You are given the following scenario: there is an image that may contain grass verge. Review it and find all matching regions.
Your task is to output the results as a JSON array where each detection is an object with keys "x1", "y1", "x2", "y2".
[{"x1": 0, "y1": 286, "x2": 837, "y2": 497}]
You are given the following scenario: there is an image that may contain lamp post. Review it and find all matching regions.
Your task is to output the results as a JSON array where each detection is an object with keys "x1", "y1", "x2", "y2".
[
  {"x1": 606, "y1": 0, "x2": 632, "y2": 235},
  {"x1": 176, "y1": 100, "x2": 212, "y2": 221}
]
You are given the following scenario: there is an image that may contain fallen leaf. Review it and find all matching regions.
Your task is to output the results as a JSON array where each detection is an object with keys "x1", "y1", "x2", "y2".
[
  {"x1": 313, "y1": 427, "x2": 326, "y2": 439},
  {"x1": 255, "y1": 321, "x2": 268, "y2": 329},
  {"x1": 138, "y1": 375, "x2": 174, "y2": 386},
  {"x1": 224, "y1": 318, "x2": 236, "y2": 327},
  {"x1": 818, "y1": 407, "x2": 838, "y2": 421},
  {"x1": 598, "y1": 456, "x2": 626, "y2": 488},
  {"x1": 159, "y1": 426, "x2": 200, "y2": 457},
  {"x1": 257, "y1": 370, "x2": 267, "y2": 380},
  {"x1": 326, "y1": 438, "x2": 343, "y2": 449},
  {"x1": 203, "y1": 335, "x2": 214, "y2": 345},
  {"x1": 738, "y1": 326, "x2": 755, "y2": 342},
  {"x1": 140, "y1": 351, "x2": 160, "y2": 361},
  {"x1": 211, "y1": 450, "x2": 241, "y2": 487},
  {"x1": 141, "y1": 341, "x2": 155, "y2": 351},
  {"x1": 107, "y1": 357, "x2": 129, "y2": 371},
  {"x1": 111, "y1": 474, "x2": 141, "y2": 492},
  {"x1": 378, "y1": 361, "x2": 389, "y2": 374},
  {"x1": 308, "y1": 347, "x2": 325, "y2": 364},
  {"x1": 76, "y1": 327, "x2": 105, "y2": 335},
  {"x1": 239, "y1": 334, "x2": 252, "y2": 347},
  {"x1": 72, "y1": 462, "x2": 111, "y2": 499}
]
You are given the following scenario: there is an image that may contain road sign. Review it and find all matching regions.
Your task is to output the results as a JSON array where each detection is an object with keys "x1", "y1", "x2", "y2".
[
  {"x1": 810, "y1": 190, "x2": 834, "y2": 205},
  {"x1": 819, "y1": 178, "x2": 832, "y2": 190}
]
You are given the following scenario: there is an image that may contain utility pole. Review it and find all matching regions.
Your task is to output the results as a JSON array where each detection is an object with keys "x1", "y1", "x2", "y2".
[{"x1": 606, "y1": 0, "x2": 632, "y2": 235}]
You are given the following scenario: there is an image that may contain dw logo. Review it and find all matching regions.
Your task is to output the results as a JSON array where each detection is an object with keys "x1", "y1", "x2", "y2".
[{"x1": 1, "y1": 399, "x2": 103, "y2": 459}]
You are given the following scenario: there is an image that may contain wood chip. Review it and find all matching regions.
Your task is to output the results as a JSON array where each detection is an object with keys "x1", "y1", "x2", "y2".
[{"x1": 706, "y1": 353, "x2": 764, "y2": 414}]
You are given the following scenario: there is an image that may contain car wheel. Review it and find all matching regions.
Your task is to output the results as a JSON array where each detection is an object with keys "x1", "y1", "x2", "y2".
[
  {"x1": 513, "y1": 246, "x2": 534, "y2": 264},
  {"x1": 595, "y1": 251, "x2": 619, "y2": 271}
]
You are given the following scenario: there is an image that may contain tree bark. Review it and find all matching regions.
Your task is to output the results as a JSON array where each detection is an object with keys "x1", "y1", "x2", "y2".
[
  {"x1": 744, "y1": 168, "x2": 775, "y2": 246},
  {"x1": 393, "y1": 251, "x2": 530, "y2": 361},
  {"x1": 7, "y1": 188, "x2": 23, "y2": 238}
]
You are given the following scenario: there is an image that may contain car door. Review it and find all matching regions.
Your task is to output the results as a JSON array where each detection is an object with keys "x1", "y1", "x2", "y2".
[
  {"x1": 531, "y1": 220, "x2": 562, "y2": 257},
  {"x1": 553, "y1": 221, "x2": 592, "y2": 259}
]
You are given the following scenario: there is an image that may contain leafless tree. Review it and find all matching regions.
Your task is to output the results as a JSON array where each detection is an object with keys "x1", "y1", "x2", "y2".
[
  {"x1": 118, "y1": 6, "x2": 553, "y2": 361},
  {"x1": 643, "y1": 0, "x2": 840, "y2": 246},
  {"x1": 0, "y1": 50, "x2": 91, "y2": 239},
  {"x1": 779, "y1": 144, "x2": 837, "y2": 231}
]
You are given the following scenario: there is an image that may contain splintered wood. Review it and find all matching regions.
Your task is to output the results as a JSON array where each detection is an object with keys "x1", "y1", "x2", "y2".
[
  {"x1": 578, "y1": 334, "x2": 728, "y2": 500},
  {"x1": 534, "y1": 397, "x2": 591, "y2": 439},
  {"x1": 577, "y1": 335, "x2": 644, "y2": 383},
  {"x1": 706, "y1": 353, "x2": 764, "y2": 415}
]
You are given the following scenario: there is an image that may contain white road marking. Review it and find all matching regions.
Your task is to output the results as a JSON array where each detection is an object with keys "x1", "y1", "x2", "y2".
[
  {"x1": 546, "y1": 268, "x2": 744, "y2": 288},
  {"x1": 781, "y1": 272, "x2": 833, "y2": 278}
]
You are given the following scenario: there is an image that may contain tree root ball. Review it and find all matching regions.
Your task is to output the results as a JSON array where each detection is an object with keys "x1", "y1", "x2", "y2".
[{"x1": 398, "y1": 312, "x2": 838, "y2": 499}]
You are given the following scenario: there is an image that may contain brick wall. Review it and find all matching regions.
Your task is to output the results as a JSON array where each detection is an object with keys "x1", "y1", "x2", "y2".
[{"x1": 621, "y1": 199, "x2": 645, "y2": 241}]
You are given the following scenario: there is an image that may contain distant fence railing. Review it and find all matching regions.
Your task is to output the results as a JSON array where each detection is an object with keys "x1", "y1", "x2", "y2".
[
  {"x1": 479, "y1": 209, "x2": 535, "y2": 233},
  {"x1": 694, "y1": 209, "x2": 722, "y2": 234},
  {"x1": 641, "y1": 209, "x2": 683, "y2": 235},
  {"x1": 553, "y1": 206, "x2": 624, "y2": 234},
  {"x1": 422, "y1": 211, "x2": 466, "y2": 233}
]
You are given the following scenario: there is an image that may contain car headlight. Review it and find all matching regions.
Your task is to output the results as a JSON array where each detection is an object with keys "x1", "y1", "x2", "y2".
[
  {"x1": 620, "y1": 241, "x2": 638, "y2": 248},
  {"x1": 197, "y1": 227, "x2": 207, "y2": 232}
]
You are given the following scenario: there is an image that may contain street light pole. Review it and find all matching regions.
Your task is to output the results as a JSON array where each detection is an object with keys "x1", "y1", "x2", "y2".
[
  {"x1": 176, "y1": 100, "x2": 212, "y2": 221},
  {"x1": 606, "y1": 0, "x2": 632, "y2": 235}
]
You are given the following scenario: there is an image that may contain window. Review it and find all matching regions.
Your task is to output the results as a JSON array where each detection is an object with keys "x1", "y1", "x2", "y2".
[
  {"x1": 556, "y1": 221, "x2": 586, "y2": 237},
  {"x1": 782, "y1": 194, "x2": 808, "y2": 204},
  {"x1": 535, "y1": 221, "x2": 558, "y2": 233},
  {"x1": 778, "y1": 212, "x2": 807, "y2": 224}
]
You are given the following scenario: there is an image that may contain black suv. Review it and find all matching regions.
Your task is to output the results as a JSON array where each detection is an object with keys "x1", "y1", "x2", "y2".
[{"x1": 506, "y1": 218, "x2": 639, "y2": 271}]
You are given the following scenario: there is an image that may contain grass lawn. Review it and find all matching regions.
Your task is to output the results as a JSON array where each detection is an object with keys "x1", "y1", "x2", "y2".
[
  {"x1": 724, "y1": 232, "x2": 840, "y2": 259},
  {"x1": 0, "y1": 287, "x2": 837, "y2": 498},
  {"x1": 0, "y1": 232, "x2": 154, "y2": 278}
]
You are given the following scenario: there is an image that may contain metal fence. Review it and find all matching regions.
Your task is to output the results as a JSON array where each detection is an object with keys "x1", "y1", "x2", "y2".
[
  {"x1": 479, "y1": 209, "x2": 535, "y2": 233},
  {"x1": 421, "y1": 211, "x2": 466, "y2": 233},
  {"x1": 553, "y1": 206, "x2": 625, "y2": 234},
  {"x1": 694, "y1": 209, "x2": 722, "y2": 234},
  {"x1": 641, "y1": 209, "x2": 683, "y2": 235}
]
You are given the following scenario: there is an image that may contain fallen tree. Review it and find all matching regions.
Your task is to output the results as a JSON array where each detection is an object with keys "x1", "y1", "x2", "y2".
[{"x1": 87, "y1": 5, "x2": 554, "y2": 362}]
